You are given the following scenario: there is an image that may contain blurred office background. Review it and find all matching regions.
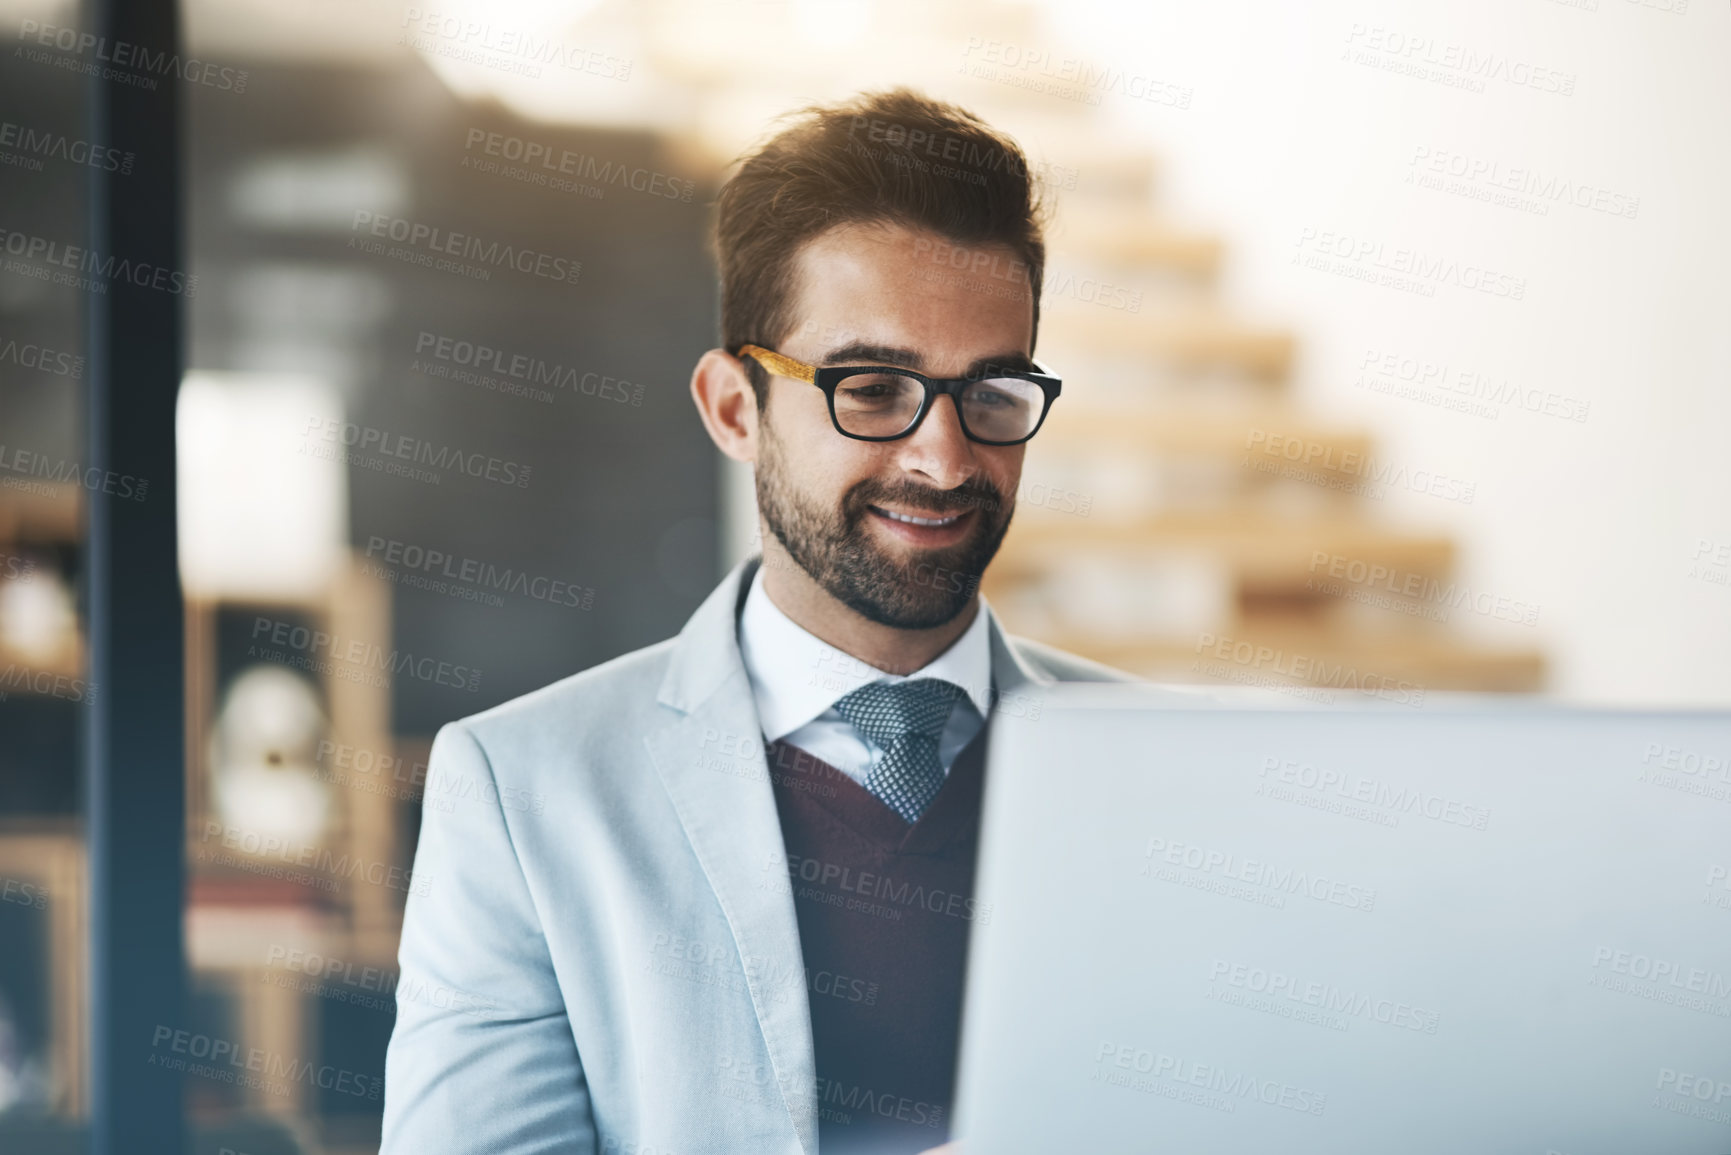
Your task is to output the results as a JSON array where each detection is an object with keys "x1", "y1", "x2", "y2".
[{"x1": 0, "y1": 0, "x2": 1727, "y2": 1150}]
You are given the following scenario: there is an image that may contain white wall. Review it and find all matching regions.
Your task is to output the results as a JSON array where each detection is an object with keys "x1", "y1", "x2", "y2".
[{"x1": 1045, "y1": 0, "x2": 1731, "y2": 704}]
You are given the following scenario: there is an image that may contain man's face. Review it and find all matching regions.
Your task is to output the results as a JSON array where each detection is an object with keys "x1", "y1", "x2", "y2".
[{"x1": 754, "y1": 221, "x2": 1036, "y2": 630}]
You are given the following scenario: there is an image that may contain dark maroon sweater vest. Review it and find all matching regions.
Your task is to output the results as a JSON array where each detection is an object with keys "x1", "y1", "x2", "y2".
[{"x1": 765, "y1": 730, "x2": 990, "y2": 1155}]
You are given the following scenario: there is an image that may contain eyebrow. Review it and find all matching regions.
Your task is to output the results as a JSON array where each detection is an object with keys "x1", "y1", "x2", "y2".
[{"x1": 820, "y1": 340, "x2": 1036, "y2": 377}]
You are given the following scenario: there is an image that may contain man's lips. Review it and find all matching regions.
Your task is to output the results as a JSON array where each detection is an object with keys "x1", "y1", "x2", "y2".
[
  {"x1": 868, "y1": 504, "x2": 967, "y2": 527},
  {"x1": 864, "y1": 503, "x2": 975, "y2": 545}
]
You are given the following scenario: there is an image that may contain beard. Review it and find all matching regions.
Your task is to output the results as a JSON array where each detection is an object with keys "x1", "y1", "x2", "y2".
[{"x1": 754, "y1": 418, "x2": 1015, "y2": 630}]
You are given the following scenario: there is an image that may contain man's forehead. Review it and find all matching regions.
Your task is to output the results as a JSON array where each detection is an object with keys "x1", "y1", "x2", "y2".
[
  {"x1": 795, "y1": 219, "x2": 1021, "y2": 270},
  {"x1": 781, "y1": 325, "x2": 1032, "y2": 373},
  {"x1": 785, "y1": 223, "x2": 1033, "y2": 366}
]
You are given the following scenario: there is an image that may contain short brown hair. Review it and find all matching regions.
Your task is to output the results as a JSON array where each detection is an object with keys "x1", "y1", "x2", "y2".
[{"x1": 715, "y1": 88, "x2": 1048, "y2": 405}]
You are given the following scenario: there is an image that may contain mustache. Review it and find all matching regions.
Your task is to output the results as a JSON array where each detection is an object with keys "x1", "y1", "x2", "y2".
[{"x1": 845, "y1": 477, "x2": 1008, "y2": 518}]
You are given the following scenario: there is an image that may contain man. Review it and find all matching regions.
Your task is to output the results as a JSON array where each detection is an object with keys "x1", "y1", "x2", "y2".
[{"x1": 381, "y1": 88, "x2": 1138, "y2": 1155}]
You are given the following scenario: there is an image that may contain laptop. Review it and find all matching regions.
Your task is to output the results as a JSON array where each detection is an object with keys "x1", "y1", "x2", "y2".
[{"x1": 954, "y1": 683, "x2": 1731, "y2": 1154}]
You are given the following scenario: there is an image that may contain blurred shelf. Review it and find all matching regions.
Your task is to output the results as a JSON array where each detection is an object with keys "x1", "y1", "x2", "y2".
[
  {"x1": 0, "y1": 482, "x2": 80, "y2": 545},
  {"x1": 0, "y1": 823, "x2": 86, "y2": 1116},
  {"x1": 0, "y1": 643, "x2": 84, "y2": 689}
]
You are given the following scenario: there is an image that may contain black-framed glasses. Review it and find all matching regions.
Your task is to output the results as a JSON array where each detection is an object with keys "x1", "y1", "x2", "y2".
[{"x1": 736, "y1": 343, "x2": 1062, "y2": 446}]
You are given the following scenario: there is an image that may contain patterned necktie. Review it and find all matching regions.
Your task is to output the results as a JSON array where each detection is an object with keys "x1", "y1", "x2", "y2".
[{"x1": 832, "y1": 678, "x2": 967, "y2": 823}]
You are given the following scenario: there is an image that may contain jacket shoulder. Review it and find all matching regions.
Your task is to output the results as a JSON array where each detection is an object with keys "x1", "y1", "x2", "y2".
[
  {"x1": 453, "y1": 635, "x2": 680, "y2": 743},
  {"x1": 1005, "y1": 634, "x2": 1140, "y2": 683}
]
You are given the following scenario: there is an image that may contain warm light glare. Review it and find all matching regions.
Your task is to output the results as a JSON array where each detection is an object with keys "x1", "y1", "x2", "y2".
[{"x1": 176, "y1": 372, "x2": 348, "y2": 602}]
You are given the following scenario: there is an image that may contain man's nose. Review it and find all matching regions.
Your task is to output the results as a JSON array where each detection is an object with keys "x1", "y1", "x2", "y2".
[{"x1": 893, "y1": 393, "x2": 978, "y2": 490}]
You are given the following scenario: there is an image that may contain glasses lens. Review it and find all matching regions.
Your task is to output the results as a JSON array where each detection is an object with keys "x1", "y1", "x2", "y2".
[
  {"x1": 960, "y1": 377, "x2": 1044, "y2": 442},
  {"x1": 832, "y1": 371, "x2": 926, "y2": 437}
]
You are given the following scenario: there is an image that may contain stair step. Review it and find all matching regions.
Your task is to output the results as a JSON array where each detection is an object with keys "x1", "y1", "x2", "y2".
[
  {"x1": 989, "y1": 511, "x2": 1456, "y2": 588},
  {"x1": 1040, "y1": 309, "x2": 1296, "y2": 381},
  {"x1": 1048, "y1": 211, "x2": 1222, "y2": 278},
  {"x1": 1012, "y1": 632, "x2": 1545, "y2": 693}
]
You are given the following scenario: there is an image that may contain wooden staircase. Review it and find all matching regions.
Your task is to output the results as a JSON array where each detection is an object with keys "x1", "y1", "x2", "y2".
[
  {"x1": 645, "y1": 2, "x2": 1546, "y2": 696},
  {"x1": 983, "y1": 115, "x2": 1544, "y2": 695}
]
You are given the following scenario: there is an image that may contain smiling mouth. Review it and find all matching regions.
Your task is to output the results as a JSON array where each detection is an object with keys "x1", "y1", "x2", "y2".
[{"x1": 869, "y1": 505, "x2": 966, "y2": 528}]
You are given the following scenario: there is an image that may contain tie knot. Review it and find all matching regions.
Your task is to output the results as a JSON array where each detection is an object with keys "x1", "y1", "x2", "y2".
[{"x1": 832, "y1": 677, "x2": 966, "y2": 749}]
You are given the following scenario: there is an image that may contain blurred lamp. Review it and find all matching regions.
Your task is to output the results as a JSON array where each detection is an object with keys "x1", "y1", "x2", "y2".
[
  {"x1": 208, "y1": 664, "x2": 332, "y2": 850},
  {"x1": 0, "y1": 567, "x2": 75, "y2": 664}
]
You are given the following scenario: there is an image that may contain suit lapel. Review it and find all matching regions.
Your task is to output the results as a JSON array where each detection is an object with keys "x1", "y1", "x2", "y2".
[
  {"x1": 642, "y1": 558, "x2": 1057, "y2": 1155},
  {"x1": 645, "y1": 557, "x2": 817, "y2": 1154},
  {"x1": 983, "y1": 596, "x2": 1056, "y2": 702}
]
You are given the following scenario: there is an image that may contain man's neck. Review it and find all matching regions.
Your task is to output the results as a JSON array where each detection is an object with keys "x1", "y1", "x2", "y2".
[{"x1": 757, "y1": 545, "x2": 981, "y2": 677}]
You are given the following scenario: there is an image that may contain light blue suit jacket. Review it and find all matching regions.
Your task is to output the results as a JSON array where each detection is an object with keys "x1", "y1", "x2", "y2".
[{"x1": 380, "y1": 555, "x2": 1144, "y2": 1154}]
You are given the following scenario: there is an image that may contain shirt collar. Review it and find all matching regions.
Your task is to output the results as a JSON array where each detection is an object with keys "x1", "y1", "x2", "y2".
[{"x1": 736, "y1": 563, "x2": 996, "y2": 743}]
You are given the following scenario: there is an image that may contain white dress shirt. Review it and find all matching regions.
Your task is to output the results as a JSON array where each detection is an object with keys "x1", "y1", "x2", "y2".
[{"x1": 735, "y1": 564, "x2": 995, "y2": 788}]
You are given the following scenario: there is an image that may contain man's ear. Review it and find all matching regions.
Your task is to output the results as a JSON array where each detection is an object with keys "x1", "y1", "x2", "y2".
[{"x1": 689, "y1": 348, "x2": 761, "y2": 464}]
